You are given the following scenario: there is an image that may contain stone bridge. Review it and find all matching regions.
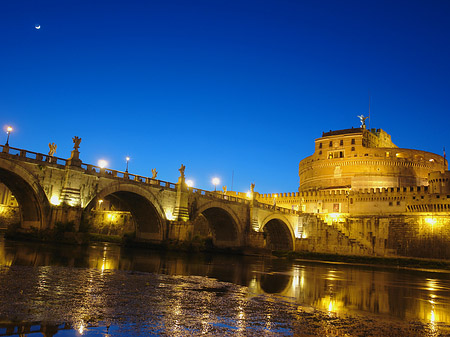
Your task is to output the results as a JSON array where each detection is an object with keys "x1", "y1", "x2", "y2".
[{"x1": 0, "y1": 143, "x2": 302, "y2": 251}]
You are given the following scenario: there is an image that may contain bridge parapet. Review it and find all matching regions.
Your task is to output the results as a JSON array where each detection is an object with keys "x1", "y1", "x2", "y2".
[
  {"x1": 1, "y1": 145, "x2": 67, "y2": 167},
  {"x1": 188, "y1": 187, "x2": 250, "y2": 205},
  {"x1": 255, "y1": 201, "x2": 301, "y2": 215}
]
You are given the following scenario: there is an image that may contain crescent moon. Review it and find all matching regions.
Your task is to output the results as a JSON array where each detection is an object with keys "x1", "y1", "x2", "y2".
[{"x1": 35, "y1": 25, "x2": 41, "y2": 29}]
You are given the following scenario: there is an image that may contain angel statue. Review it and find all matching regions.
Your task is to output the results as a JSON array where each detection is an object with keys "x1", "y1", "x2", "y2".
[
  {"x1": 357, "y1": 115, "x2": 369, "y2": 128},
  {"x1": 179, "y1": 164, "x2": 186, "y2": 178},
  {"x1": 151, "y1": 168, "x2": 158, "y2": 179},
  {"x1": 72, "y1": 136, "x2": 82, "y2": 150},
  {"x1": 48, "y1": 142, "x2": 57, "y2": 156}
]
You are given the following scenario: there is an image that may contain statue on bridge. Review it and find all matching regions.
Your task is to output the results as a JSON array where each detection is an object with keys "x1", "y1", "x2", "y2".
[
  {"x1": 67, "y1": 136, "x2": 82, "y2": 167},
  {"x1": 151, "y1": 168, "x2": 158, "y2": 179},
  {"x1": 179, "y1": 164, "x2": 185, "y2": 178},
  {"x1": 72, "y1": 136, "x2": 82, "y2": 150},
  {"x1": 222, "y1": 185, "x2": 227, "y2": 195},
  {"x1": 250, "y1": 183, "x2": 255, "y2": 193},
  {"x1": 48, "y1": 143, "x2": 57, "y2": 156}
]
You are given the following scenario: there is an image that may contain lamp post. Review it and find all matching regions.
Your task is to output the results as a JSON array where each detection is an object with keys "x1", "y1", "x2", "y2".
[
  {"x1": 125, "y1": 156, "x2": 130, "y2": 173},
  {"x1": 5, "y1": 126, "x2": 12, "y2": 146},
  {"x1": 212, "y1": 177, "x2": 220, "y2": 192},
  {"x1": 186, "y1": 179, "x2": 194, "y2": 188}
]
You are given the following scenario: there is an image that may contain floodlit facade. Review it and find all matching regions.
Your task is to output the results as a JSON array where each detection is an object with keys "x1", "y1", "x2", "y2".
[{"x1": 299, "y1": 127, "x2": 446, "y2": 191}]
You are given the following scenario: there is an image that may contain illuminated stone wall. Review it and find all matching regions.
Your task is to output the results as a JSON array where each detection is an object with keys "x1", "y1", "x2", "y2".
[
  {"x1": 298, "y1": 127, "x2": 447, "y2": 191},
  {"x1": 84, "y1": 210, "x2": 135, "y2": 236}
]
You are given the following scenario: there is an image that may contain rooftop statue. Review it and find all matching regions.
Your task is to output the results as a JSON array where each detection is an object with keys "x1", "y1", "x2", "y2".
[
  {"x1": 357, "y1": 115, "x2": 369, "y2": 128},
  {"x1": 48, "y1": 142, "x2": 57, "y2": 156}
]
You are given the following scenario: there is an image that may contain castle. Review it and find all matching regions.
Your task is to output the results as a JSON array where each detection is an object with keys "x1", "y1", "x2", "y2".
[{"x1": 255, "y1": 119, "x2": 450, "y2": 258}]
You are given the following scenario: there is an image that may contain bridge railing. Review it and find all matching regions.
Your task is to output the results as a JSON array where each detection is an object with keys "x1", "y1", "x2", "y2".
[
  {"x1": 0, "y1": 145, "x2": 68, "y2": 166},
  {"x1": 82, "y1": 163, "x2": 178, "y2": 190},
  {"x1": 255, "y1": 201, "x2": 301, "y2": 215},
  {"x1": 188, "y1": 188, "x2": 251, "y2": 204}
]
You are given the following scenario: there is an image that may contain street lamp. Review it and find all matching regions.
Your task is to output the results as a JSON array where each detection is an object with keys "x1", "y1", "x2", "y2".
[
  {"x1": 212, "y1": 177, "x2": 220, "y2": 192},
  {"x1": 5, "y1": 126, "x2": 13, "y2": 146},
  {"x1": 125, "y1": 156, "x2": 130, "y2": 173},
  {"x1": 186, "y1": 179, "x2": 194, "y2": 187}
]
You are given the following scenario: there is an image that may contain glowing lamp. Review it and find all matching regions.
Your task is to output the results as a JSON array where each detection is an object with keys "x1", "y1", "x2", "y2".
[
  {"x1": 5, "y1": 125, "x2": 13, "y2": 146},
  {"x1": 125, "y1": 156, "x2": 130, "y2": 172},
  {"x1": 98, "y1": 159, "x2": 108, "y2": 168},
  {"x1": 50, "y1": 195, "x2": 60, "y2": 205},
  {"x1": 212, "y1": 177, "x2": 220, "y2": 191}
]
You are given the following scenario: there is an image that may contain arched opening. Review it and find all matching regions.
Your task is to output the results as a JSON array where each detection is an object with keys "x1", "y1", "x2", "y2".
[
  {"x1": 260, "y1": 272, "x2": 291, "y2": 294},
  {"x1": 0, "y1": 182, "x2": 19, "y2": 228},
  {"x1": 0, "y1": 167, "x2": 48, "y2": 229},
  {"x1": 84, "y1": 190, "x2": 163, "y2": 240},
  {"x1": 193, "y1": 207, "x2": 239, "y2": 247},
  {"x1": 263, "y1": 219, "x2": 293, "y2": 251}
]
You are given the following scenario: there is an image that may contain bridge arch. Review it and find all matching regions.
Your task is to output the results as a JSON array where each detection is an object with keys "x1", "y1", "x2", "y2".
[
  {"x1": 261, "y1": 214, "x2": 295, "y2": 251},
  {"x1": 84, "y1": 183, "x2": 166, "y2": 241},
  {"x1": 193, "y1": 201, "x2": 243, "y2": 248},
  {"x1": 0, "y1": 159, "x2": 50, "y2": 229}
]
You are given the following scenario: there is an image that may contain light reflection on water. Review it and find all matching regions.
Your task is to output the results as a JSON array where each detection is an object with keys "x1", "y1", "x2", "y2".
[{"x1": 0, "y1": 237, "x2": 450, "y2": 336}]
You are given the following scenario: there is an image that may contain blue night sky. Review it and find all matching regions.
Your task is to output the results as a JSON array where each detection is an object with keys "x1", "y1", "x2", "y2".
[{"x1": 1, "y1": 0, "x2": 449, "y2": 193}]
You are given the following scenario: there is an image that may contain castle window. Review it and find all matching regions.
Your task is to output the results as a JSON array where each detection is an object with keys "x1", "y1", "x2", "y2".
[
  {"x1": 329, "y1": 141, "x2": 333, "y2": 147},
  {"x1": 340, "y1": 140, "x2": 343, "y2": 146},
  {"x1": 328, "y1": 150, "x2": 344, "y2": 159},
  {"x1": 319, "y1": 150, "x2": 322, "y2": 155},
  {"x1": 351, "y1": 138, "x2": 355, "y2": 145},
  {"x1": 397, "y1": 201, "x2": 400, "y2": 206},
  {"x1": 389, "y1": 201, "x2": 393, "y2": 206},
  {"x1": 319, "y1": 143, "x2": 322, "y2": 149},
  {"x1": 351, "y1": 147, "x2": 355, "y2": 151}
]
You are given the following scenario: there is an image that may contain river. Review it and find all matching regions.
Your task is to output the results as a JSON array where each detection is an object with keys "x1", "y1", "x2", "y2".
[{"x1": 0, "y1": 237, "x2": 449, "y2": 336}]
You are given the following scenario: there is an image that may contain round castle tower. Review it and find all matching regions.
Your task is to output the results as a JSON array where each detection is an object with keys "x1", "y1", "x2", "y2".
[{"x1": 299, "y1": 125, "x2": 447, "y2": 192}]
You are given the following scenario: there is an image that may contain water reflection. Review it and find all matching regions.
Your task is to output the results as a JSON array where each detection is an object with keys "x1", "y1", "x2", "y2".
[{"x1": 1, "y1": 237, "x2": 450, "y2": 331}]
